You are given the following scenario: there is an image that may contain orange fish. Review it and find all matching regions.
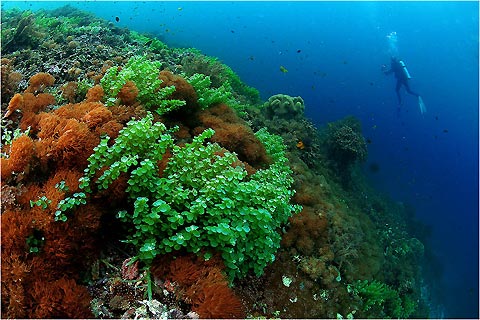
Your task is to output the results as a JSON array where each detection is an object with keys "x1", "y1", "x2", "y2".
[{"x1": 296, "y1": 141, "x2": 305, "y2": 150}]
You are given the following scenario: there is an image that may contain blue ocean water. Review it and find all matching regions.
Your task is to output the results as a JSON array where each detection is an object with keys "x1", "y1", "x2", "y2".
[{"x1": 3, "y1": 1, "x2": 479, "y2": 318}]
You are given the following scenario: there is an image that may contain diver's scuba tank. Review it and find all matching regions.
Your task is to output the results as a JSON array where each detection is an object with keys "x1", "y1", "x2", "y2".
[{"x1": 398, "y1": 60, "x2": 412, "y2": 79}]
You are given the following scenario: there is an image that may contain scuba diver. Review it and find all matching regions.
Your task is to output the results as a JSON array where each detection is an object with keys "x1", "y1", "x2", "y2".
[{"x1": 382, "y1": 56, "x2": 420, "y2": 105}]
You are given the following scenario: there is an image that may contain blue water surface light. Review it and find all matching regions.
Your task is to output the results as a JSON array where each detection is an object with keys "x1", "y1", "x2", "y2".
[{"x1": 1, "y1": 1, "x2": 478, "y2": 318}]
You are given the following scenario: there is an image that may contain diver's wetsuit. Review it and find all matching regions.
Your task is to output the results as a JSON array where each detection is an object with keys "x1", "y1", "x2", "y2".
[{"x1": 384, "y1": 58, "x2": 419, "y2": 104}]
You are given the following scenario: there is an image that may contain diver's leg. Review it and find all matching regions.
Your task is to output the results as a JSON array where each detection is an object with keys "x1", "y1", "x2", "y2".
[
  {"x1": 395, "y1": 81, "x2": 402, "y2": 104},
  {"x1": 404, "y1": 82, "x2": 419, "y2": 97}
]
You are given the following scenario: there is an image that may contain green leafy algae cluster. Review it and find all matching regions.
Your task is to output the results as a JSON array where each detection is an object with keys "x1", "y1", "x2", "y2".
[
  {"x1": 100, "y1": 56, "x2": 186, "y2": 112},
  {"x1": 187, "y1": 73, "x2": 233, "y2": 109},
  {"x1": 66, "y1": 113, "x2": 299, "y2": 279}
]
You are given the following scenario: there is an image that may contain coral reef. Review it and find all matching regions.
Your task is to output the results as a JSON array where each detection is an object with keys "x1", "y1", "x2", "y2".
[
  {"x1": 1, "y1": 6, "x2": 428, "y2": 319},
  {"x1": 262, "y1": 93, "x2": 305, "y2": 120},
  {"x1": 324, "y1": 116, "x2": 368, "y2": 167}
]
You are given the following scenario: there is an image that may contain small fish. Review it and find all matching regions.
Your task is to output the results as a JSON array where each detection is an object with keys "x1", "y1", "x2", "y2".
[
  {"x1": 296, "y1": 141, "x2": 305, "y2": 150},
  {"x1": 231, "y1": 30, "x2": 235, "y2": 33},
  {"x1": 297, "y1": 49, "x2": 301, "y2": 53},
  {"x1": 280, "y1": 66, "x2": 288, "y2": 73},
  {"x1": 249, "y1": 55, "x2": 255, "y2": 61},
  {"x1": 115, "y1": 16, "x2": 120, "y2": 22},
  {"x1": 177, "y1": 7, "x2": 183, "y2": 11},
  {"x1": 369, "y1": 82, "x2": 374, "y2": 86},
  {"x1": 366, "y1": 138, "x2": 372, "y2": 144},
  {"x1": 435, "y1": 116, "x2": 438, "y2": 120},
  {"x1": 443, "y1": 129, "x2": 448, "y2": 133},
  {"x1": 372, "y1": 125, "x2": 377, "y2": 129}
]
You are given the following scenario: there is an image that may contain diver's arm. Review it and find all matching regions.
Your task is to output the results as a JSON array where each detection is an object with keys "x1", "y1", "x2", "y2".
[{"x1": 381, "y1": 64, "x2": 393, "y2": 75}]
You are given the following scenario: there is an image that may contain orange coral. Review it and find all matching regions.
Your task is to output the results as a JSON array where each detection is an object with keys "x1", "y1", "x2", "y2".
[
  {"x1": 1, "y1": 254, "x2": 30, "y2": 318},
  {"x1": 151, "y1": 253, "x2": 245, "y2": 319},
  {"x1": 1, "y1": 86, "x2": 112, "y2": 320},
  {"x1": 29, "y1": 277, "x2": 93, "y2": 318},
  {"x1": 109, "y1": 104, "x2": 147, "y2": 124},
  {"x1": 5, "y1": 93, "x2": 24, "y2": 117},
  {"x1": 53, "y1": 118, "x2": 99, "y2": 167},
  {"x1": 25, "y1": 72, "x2": 55, "y2": 93},
  {"x1": 1, "y1": 209, "x2": 34, "y2": 256},
  {"x1": 82, "y1": 105, "x2": 113, "y2": 129},
  {"x1": 69, "y1": 203, "x2": 103, "y2": 234},
  {"x1": 196, "y1": 103, "x2": 270, "y2": 167},
  {"x1": 8, "y1": 134, "x2": 35, "y2": 174},
  {"x1": 19, "y1": 111, "x2": 40, "y2": 132},
  {"x1": 6, "y1": 93, "x2": 54, "y2": 125},
  {"x1": 1, "y1": 158, "x2": 12, "y2": 181},
  {"x1": 60, "y1": 81, "x2": 78, "y2": 103},
  {"x1": 86, "y1": 84, "x2": 104, "y2": 102},
  {"x1": 99, "y1": 173, "x2": 128, "y2": 204},
  {"x1": 293, "y1": 188, "x2": 318, "y2": 206},
  {"x1": 32, "y1": 93, "x2": 56, "y2": 112},
  {"x1": 281, "y1": 207, "x2": 327, "y2": 255},
  {"x1": 118, "y1": 80, "x2": 139, "y2": 105},
  {"x1": 157, "y1": 149, "x2": 172, "y2": 177},
  {"x1": 159, "y1": 70, "x2": 198, "y2": 108},
  {"x1": 41, "y1": 169, "x2": 83, "y2": 209},
  {"x1": 192, "y1": 283, "x2": 245, "y2": 319},
  {"x1": 35, "y1": 112, "x2": 100, "y2": 169},
  {"x1": 3, "y1": 276, "x2": 27, "y2": 318},
  {"x1": 96, "y1": 120, "x2": 123, "y2": 139},
  {"x1": 37, "y1": 113, "x2": 61, "y2": 139},
  {"x1": 16, "y1": 183, "x2": 42, "y2": 208},
  {"x1": 54, "y1": 101, "x2": 100, "y2": 120}
]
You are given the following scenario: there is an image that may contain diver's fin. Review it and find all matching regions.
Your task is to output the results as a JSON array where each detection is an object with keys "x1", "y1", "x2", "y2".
[{"x1": 418, "y1": 96, "x2": 427, "y2": 114}]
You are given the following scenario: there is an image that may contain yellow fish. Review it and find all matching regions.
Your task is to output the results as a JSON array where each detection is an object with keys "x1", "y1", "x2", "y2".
[{"x1": 280, "y1": 66, "x2": 288, "y2": 73}]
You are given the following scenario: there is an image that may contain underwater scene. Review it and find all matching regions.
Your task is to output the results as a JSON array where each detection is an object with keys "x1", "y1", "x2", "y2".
[{"x1": 1, "y1": 1, "x2": 478, "y2": 319}]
